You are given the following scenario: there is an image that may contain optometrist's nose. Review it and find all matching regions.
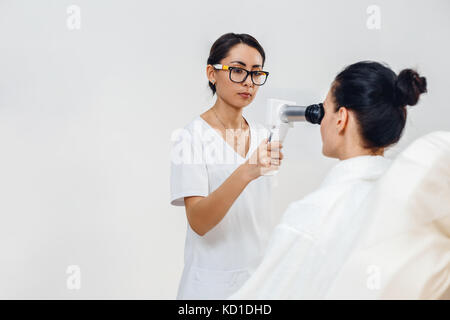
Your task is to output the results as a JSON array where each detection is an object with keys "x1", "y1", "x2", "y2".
[{"x1": 243, "y1": 73, "x2": 253, "y2": 86}]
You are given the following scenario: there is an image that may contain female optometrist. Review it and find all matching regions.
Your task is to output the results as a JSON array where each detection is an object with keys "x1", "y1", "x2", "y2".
[{"x1": 169, "y1": 33, "x2": 284, "y2": 299}]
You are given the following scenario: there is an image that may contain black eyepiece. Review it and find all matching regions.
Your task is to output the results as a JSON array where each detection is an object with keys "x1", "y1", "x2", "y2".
[{"x1": 305, "y1": 103, "x2": 324, "y2": 124}]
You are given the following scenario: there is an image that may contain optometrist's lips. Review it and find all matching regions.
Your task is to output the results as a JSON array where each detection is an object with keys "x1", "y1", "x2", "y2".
[{"x1": 238, "y1": 92, "x2": 252, "y2": 99}]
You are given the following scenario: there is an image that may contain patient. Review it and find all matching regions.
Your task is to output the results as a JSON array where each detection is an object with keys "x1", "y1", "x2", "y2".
[{"x1": 228, "y1": 60, "x2": 428, "y2": 299}]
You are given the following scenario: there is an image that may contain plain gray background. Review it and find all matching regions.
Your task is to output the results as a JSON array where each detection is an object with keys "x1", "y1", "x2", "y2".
[{"x1": 0, "y1": 0, "x2": 449, "y2": 298}]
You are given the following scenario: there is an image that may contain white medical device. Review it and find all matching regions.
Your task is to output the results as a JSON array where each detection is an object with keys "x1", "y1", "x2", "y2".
[
  {"x1": 266, "y1": 98, "x2": 324, "y2": 143},
  {"x1": 263, "y1": 98, "x2": 324, "y2": 175}
]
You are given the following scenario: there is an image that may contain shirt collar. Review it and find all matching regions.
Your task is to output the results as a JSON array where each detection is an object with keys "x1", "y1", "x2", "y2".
[{"x1": 320, "y1": 155, "x2": 392, "y2": 188}]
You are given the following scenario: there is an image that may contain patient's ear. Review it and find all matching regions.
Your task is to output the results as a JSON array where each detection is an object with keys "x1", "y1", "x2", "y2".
[{"x1": 336, "y1": 106, "x2": 349, "y2": 134}]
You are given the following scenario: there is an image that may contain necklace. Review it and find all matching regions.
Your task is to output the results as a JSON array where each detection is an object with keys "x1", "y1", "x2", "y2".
[
  {"x1": 212, "y1": 107, "x2": 245, "y2": 130},
  {"x1": 212, "y1": 107, "x2": 249, "y2": 154}
]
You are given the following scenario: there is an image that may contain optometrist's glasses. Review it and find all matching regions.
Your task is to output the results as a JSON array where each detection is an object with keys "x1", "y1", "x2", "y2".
[{"x1": 212, "y1": 64, "x2": 269, "y2": 86}]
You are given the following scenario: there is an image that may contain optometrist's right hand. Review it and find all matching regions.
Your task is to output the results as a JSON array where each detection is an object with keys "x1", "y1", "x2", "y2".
[{"x1": 243, "y1": 138, "x2": 283, "y2": 181}]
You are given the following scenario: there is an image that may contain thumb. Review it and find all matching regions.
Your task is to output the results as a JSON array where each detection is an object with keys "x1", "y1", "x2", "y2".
[{"x1": 261, "y1": 138, "x2": 268, "y2": 146}]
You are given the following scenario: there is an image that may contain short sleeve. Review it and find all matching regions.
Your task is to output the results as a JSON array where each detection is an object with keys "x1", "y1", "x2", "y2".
[{"x1": 169, "y1": 125, "x2": 209, "y2": 206}]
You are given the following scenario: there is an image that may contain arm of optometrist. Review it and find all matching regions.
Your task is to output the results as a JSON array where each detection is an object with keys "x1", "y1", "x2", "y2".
[
  {"x1": 184, "y1": 139, "x2": 283, "y2": 237},
  {"x1": 184, "y1": 164, "x2": 251, "y2": 236}
]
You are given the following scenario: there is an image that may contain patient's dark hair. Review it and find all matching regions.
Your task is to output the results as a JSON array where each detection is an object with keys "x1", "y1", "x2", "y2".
[
  {"x1": 207, "y1": 33, "x2": 266, "y2": 95},
  {"x1": 332, "y1": 61, "x2": 427, "y2": 149}
]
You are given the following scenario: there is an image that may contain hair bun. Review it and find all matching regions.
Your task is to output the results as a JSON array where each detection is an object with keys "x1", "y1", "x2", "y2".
[{"x1": 395, "y1": 69, "x2": 427, "y2": 107}]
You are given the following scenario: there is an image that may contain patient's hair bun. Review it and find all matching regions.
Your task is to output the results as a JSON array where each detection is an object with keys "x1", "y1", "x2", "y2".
[{"x1": 395, "y1": 69, "x2": 427, "y2": 107}]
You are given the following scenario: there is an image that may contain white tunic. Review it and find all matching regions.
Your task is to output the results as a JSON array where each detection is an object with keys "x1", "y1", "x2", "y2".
[
  {"x1": 170, "y1": 115, "x2": 276, "y2": 299},
  {"x1": 229, "y1": 155, "x2": 393, "y2": 299}
]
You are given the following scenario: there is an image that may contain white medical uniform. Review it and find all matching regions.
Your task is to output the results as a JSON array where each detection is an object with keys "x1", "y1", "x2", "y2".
[
  {"x1": 170, "y1": 115, "x2": 276, "y2": 300},
  {"x1": 229, "y1": 155, "x2": 393, "y2": 299}
]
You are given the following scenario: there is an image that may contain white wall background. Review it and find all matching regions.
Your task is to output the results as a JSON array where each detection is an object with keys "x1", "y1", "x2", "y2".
[{"x1": 0, "y1": 0, "x2": 449, "y2": 299}]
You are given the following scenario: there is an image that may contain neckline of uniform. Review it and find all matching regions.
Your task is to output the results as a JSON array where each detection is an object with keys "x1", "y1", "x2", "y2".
[{"x1": 197, "y1": 114, "x2": 253, "y2": 160}]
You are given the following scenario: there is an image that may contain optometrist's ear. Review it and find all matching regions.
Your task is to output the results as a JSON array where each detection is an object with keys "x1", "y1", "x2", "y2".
[
  {"x1": 206, "y1": 64, "x2": 216, "y2": 84},
  {"x1": 336, "y1": 106, "x2": 349, "y2": 134}
]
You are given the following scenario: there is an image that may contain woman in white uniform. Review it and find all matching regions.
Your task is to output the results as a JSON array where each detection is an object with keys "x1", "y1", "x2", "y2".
[
  {"x1": 170, "y1": 33, "x2": 284, "y2": 299},
  {"x1": 229, "y1": 61, "x2": 428, "y2": 299}
]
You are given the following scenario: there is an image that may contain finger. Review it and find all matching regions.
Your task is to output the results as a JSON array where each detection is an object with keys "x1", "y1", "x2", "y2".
[
  {"x1": 258, "y1": 138, "x2": 269, "y2": 149},
  {"x1": 268, "y1": 149, "x2": 281, "y2": 159},
  {"x1": 268, "y1": 164, "x2": 280, "y2": 171},
  {"x1": 269, "y1": 150, "x2": 283, "y2": 158},
  {"x1": 273, "y1": 141, "x2": 283, "y2": 149},
  {"x1": 267, "y1": 141, "x2": 283, "y2": 151},
  {"x1": 271, "y1": 159, "x2": 280, "y2": 166},
  {"x1": 257, "y1": 146, "x2": 269, "y2": 163}
]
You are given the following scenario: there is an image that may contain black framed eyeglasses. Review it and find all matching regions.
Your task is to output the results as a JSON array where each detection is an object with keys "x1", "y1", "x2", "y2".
[{"x1": 212, "y1": 64, "x2": 269, "y2": 86}]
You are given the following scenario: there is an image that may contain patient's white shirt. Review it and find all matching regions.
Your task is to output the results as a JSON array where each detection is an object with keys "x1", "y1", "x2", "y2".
[{"x1": 229, "y1": 155, "x2": 392, "y2": 299}]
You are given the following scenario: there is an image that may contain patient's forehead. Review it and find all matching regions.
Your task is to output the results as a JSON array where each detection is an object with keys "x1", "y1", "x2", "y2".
[{"x1": 324, "y1": 89, "x2": 334, "y2": 110}]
